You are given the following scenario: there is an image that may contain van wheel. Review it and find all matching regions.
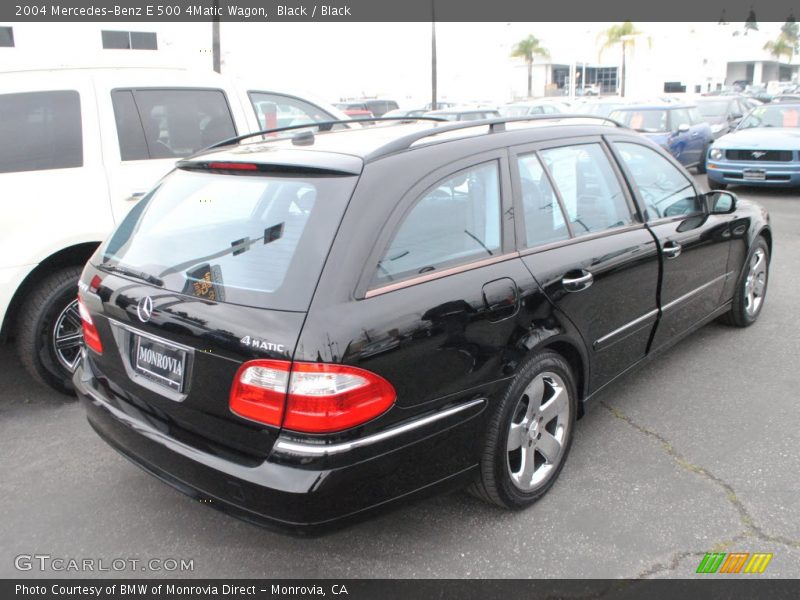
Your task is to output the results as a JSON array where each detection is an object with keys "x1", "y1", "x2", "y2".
[
  {"x1": 469, "y1": 351, "x2": 577, "y2": 508},
  {"x1": 15, "y1": 266, "x2": 84, "y2": 396}
]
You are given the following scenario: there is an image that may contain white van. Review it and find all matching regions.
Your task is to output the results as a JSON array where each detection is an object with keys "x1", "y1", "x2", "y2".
[{"x1": 0, "y1": 67, "x2": 351, "y2": 394}]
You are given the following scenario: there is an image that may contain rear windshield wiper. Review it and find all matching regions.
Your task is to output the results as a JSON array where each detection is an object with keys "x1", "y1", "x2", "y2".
[{"x1": 102, "y1": 264, "x2": 164, "y2": 287}]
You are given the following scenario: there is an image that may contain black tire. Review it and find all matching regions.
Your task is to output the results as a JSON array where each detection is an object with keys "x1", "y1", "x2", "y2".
[
  {"x1": 15, "y1": 266, "x2": 84, "y2": 396},
  {"x1": 469, "y1": 351, "x2": 577, "y2": 509},
  {"x1": 708, "y1": 178, "x2": 727, "y2": 190},
  {"x1": 721, "y1": 237, "x2": 770, "y2": 328}
]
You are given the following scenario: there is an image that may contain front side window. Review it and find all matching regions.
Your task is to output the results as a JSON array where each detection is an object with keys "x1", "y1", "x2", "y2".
[
  {"x1": 112, "y1": 89, "x2": 236, "y2": 161},
  {"x1": 517, "y1": 153, "x2": 569, "y2": 247},
  {"x1": 539, "y1": 143, "x2": 634, "y2": 235},
  {"x1": 0, "y1": 90, "x2": 82, "y2": 174},
  {"x1": 374, "y1": 162, "x2": 501, "y2": 284},
  {"x1": 614, "y1": 142, "x2": 702, "y2": 219},
  {"x1": 670, "y1": 108, "x2": 691, "y2": 131},
  {"x1": 611, "y1": 109, "x2": 668, "y2": 132},
  {"x1": 249, "y1": 92, "x2": 338, "y2": 131}
]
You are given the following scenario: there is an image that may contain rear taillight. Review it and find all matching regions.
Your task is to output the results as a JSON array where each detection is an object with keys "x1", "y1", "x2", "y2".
[
  {"x1": 77, "y1": 295, "x2": 103, "y2": 354},
  {"x1": 229, "y1": 360, "x2": 289, "y2": 427},
  {"x1": 229, "y1": 360, "x2": 396, "y2": 433}
]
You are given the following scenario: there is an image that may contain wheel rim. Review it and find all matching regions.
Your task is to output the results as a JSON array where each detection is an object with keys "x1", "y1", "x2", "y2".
[
  {"x1": 506, "y1": 372, "x2": 571, "y2": 492},
  {"x1": 744, "y1": 248, "x2": 767, "y2": 317},
  {"x1": 52, "y1": 298, "x2": 83, "y2": 373}
]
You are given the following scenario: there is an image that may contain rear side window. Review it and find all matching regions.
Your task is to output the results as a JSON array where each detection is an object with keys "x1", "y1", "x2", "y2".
[
  {"x1": 0, "y1": 90, "x2": 82, "y2": 174},
  {"x1": 248, "y1": 92, "x2": 339, "y2": 131},
  {"x1": 540, "y1": 144, "x2": 634, "y2": 235},
  {"x1": 374, "y1": 161, "x2": 501, "y2": 284},
  {"x1": 614, "y1": 142, "x2": 701, "y2": 219},
  {"x1": 99, "y1": 169, "x2": 358, "y2": 310},
  {"x1": 112, "y1": 89, "x2": 236, "y2": 161},
  {"x1": 517, "y1": 153, "x2": 569, "y2": 247}
]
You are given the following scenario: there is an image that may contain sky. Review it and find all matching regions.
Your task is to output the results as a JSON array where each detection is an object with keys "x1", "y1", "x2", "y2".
[{"x1": 2, "y1": 21, "x2": 791, "y2": 105}]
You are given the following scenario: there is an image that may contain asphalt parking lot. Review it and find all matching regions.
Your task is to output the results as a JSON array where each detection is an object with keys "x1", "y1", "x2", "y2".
[{"x1": 1, "y1": 175, "x2": 798, "y2": 579}]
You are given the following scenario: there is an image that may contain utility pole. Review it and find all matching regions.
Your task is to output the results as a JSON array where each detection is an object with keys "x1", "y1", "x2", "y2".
[
  {"x1": 431, "y1": 1, "x2": 437, "y2": 110},
  {"x1": 212, "y1": 0, "x2": 221, "y2": 73}
]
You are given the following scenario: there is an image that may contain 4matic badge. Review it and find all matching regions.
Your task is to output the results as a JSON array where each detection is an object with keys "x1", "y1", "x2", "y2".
[{"x1": 239, "y1": 336, "x2": 285, "y2": 353}]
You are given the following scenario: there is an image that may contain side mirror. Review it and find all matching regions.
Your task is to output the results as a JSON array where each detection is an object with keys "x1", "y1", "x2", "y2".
[
  {"x1": 706, "y1": 190, "x2": 737, "y2": 214},
  {"x1": 730, "y1": 112, "x2": 743, "y2": 120},
  {"x1": 677, "y1": 123, "x2": 690, "y2": 133}
]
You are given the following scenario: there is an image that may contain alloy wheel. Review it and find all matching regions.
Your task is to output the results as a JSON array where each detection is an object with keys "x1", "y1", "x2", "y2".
[
  {"x1": 744, "y1": 248, "x2": 767, "y2": 317},
  {"x1": 52, "y1": 299, "x2": 83, "y2": 373},
  {"x1": 506, "y1": 372, "x2": 571, "y2": 492}
]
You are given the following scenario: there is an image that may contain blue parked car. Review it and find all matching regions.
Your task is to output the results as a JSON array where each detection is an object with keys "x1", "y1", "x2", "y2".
[
  {"x1": 706, "y1": 102, "x2": 800, "y2": 189},
  {"x1": 609, "y1": 104, "x2": 714, "y2": 172}
]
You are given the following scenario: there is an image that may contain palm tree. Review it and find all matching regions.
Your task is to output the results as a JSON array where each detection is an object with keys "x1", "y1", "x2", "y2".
[
  {"x1": 764, "y1": 37, "x2": 794, "y2": 63},
  {"x1": 598, "y1": 22, "x2": 644, "y2": 97},
  {"x1": 510, "y1": 35, "x2": 550, "y2": 98}
]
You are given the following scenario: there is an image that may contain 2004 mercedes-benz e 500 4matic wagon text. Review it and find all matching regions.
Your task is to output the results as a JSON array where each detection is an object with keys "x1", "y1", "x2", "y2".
[{"x1": 74, "y1": 115, "x2": 771, "y2": 532}]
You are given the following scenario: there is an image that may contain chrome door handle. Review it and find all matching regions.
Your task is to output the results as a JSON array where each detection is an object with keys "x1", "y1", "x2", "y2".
[
  {"x1": 125, "y1": 192, "x2": 145, "y2": 202},
  {"x1": 663, "y1": 242, "x2": 682, "y2": 259},
  {"x1": 562, "y1": 271, "x2": 593, "y2": 292}
]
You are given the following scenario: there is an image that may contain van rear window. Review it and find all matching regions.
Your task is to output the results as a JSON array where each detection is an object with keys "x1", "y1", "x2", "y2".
[{"x1": 98, "y1": 169, "x2": 357, "y2": 311}]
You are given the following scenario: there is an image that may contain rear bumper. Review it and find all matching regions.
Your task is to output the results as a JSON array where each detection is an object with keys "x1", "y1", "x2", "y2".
[
  {"x1": 74, "y1": 361, "x2": 485, "y2": 533},
  {"x1": 707, "y1": 161, "x2": 800, "y2": 186}
]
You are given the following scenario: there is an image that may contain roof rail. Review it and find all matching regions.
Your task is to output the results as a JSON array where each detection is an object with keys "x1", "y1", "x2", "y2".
[
  {"x1": 206, "y1": 116, "x2": 449, "y2": 150},
  {"x1": 365, "y1": 114, "x2": 624, "y2": 161}
]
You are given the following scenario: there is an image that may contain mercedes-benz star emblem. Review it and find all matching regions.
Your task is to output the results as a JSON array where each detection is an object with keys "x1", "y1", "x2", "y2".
[{"x1": 136, "y1": 296, "x2": 154, "y2": 323}]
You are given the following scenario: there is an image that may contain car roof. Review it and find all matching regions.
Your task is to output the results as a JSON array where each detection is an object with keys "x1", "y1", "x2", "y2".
[
  {"x1": 612, "y1": 103, "x2": 696, "y2": 111},
  {"x1": 183, "y1": 117, "x2": 627, "y2": 172}
]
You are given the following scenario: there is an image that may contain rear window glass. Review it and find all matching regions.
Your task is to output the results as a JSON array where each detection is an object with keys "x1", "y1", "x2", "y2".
[
  {"x1": 0, "y1": 90, "x2": 82, "y2": 174},
  {"x1": 98, "y1": 169, "x2": 357, "y2": 310}
]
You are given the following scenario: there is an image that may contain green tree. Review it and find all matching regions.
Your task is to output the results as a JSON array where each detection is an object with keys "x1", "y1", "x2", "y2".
[
  {"x1": 764, "y1": 36, "x2": 794, "y2": 63},
  {"x1": 510, "y1": 35, "x2": 550, "y2": 98},
  {"x1": 598, "y1": 22, "x2": 645, "y2": 97},
  {"x1": 780, "y1": 16, "x2": 799, "y2": 53}
]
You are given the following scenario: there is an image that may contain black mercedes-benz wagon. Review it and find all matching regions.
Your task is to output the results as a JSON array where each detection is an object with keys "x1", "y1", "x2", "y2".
[{"x1": 74, "y1": 116, "x2": 771, "y2": 532}]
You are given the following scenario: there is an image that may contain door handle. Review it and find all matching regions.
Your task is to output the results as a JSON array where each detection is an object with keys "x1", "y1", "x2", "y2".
[
  {"x1": 691, "y1": 132, "x2": 700, "y2": 137},
  {"x1": 562, "y1": 270, "x2": 593, "y2": 292},
  {"x1": 662, "y1": 242, "x2": 682, "y2": 259},
  {"x1": 125, "y1": 192, "x2": 146, "y2": 202}
]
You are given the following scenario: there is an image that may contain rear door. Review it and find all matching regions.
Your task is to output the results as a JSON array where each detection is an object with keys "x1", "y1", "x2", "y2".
[
  {"x1": 322, "y1": 152, "x2": 533, "y2": 410},
  {"x1": 608, "y1": 139, "x2": 732, "y2": 351},
  {"x1": 97, "y1": 83, "x2": 247, "y2": 224},
  {"x1": 511, "y1": 137, "x2": 661, "y2": 391}
]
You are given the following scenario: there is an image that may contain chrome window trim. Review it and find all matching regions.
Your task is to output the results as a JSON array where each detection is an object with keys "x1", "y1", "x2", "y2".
[
  {"x1": 273, "y1": 398, "x2": 486, "y2": 456},
  {"x1": 365, "y1": 252, "x2": 519, "y2": 298}
]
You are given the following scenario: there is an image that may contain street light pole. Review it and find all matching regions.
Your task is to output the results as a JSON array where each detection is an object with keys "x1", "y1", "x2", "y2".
[
  {"x1": 431, "y1": 1, "x2": 438, "y2": 110},
  {"x1": 212, "y1": 0, "x2": 221, "y2": 73}
]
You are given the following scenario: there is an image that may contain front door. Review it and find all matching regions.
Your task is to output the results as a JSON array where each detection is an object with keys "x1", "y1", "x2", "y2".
[{"x1": 609, "y1": 139, "x2": 732, "y2": 351}]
